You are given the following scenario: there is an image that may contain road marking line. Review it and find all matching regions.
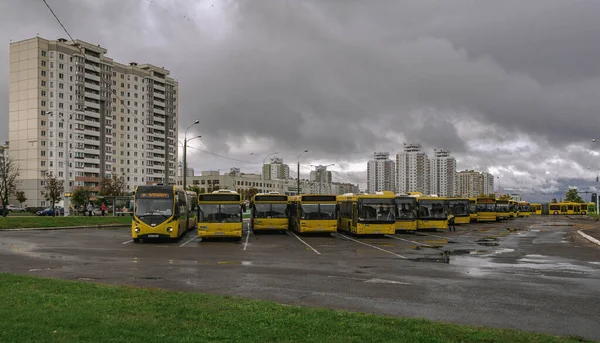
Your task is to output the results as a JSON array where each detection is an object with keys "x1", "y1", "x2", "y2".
[
  {"x1": 179, "y1": 236, "x2": 197, "y2": 247},
  {"x1": 327, "y1": 275, "x2": 411, "y2": 285},
  {"x1": 339, "y1": 234, "x2": 407, "y2": 259},
  {"x1": 578, "y1": 230, "x2": 600, "y2": 246},
  {"x1": 289, "y1": 231, "x2": 321, "y2": 255},
  {"x1": 122, "y1": 240, "x2": 133, "y2": 245},
  {"x1": 385, "y1": 234, "x2": 432, "y2": 247},
  {"x1": 243, "y1": 226, "x2": 250, "y2": 251}
]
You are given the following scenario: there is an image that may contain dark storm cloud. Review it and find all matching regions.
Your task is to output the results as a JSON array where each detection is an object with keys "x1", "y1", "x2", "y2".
[{"x1": 1, "y1": 0, "x2": 600, "y2": 193}]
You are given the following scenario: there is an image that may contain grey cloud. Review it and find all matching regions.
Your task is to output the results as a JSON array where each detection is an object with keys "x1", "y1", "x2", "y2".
[{"x1": 2, "y1": 0, "x2": 600, "y2": 196}]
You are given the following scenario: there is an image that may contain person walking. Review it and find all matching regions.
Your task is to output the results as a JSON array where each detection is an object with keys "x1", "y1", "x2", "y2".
[
  {"x1": 87, "y1": 203, "x2": 94, "y2": 217},
  {"x1": 101, "y1": 203, "x2": 107, "y2": 216},
  {"x1": 447, "y1": 212, "x2": 456, "y2": 232}
]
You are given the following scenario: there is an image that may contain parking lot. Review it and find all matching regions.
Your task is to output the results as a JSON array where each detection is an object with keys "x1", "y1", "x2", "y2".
[{"x1": 1, "y1": 216, "x2": 599, "y2": 340}]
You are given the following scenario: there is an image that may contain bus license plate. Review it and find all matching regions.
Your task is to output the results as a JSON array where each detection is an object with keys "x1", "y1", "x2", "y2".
[
  {"x1": 269, "y1": 226, "x2": 275, "y2": 229},
  {"x1": 148, "y1": 235, "x2": 159, "y2": 238},
  {"x1": 316, "y1": 228, "x2": 323, "y2": 231},
  {"x1": 215, "y1": 232, "x2": 224, "y2": 236},
  {"x1": 374, "y1": 231, "x2": 381, "y2": 234}
]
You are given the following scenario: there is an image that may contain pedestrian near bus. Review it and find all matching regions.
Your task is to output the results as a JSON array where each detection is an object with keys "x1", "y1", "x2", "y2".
[
  {"x1": 447, "y1": 212, "x2": 456, "y2": 232},
  {"x1": 101, "y1": 203, "x2": 107, "y2": 216},
  {"x1": 87, "y1": 203, "x2": 93, "y2": 217}
]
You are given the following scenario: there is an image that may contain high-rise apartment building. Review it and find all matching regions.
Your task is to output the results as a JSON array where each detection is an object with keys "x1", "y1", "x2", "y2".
[
  {"x1": 456, "y1": 170, "x2": 482, "y2": 198},
  {"x1": 8, "y1": 37, "x2": 178, "y2": 207},
  {"x1": 367, "y1": 152, "x2": 395, "y2": 193},
  {"x1": 455, "y1": 170, "x2": 495, "y2": 198},
  {"x1": 310, "y1": 164, "x2": 333, "y2": 194},
  {"x1": 262, "y1": 157, "x2": 290, "y2": 180},
  {"x1": 429, "y1": 149, "x2": 456, "y2": 197},
  {"x1": 396, "y1": 143, "x2": 429, "y2": 194},
  {"x1": 482, "y1": 172, "x2": 495, "y2": 195}
]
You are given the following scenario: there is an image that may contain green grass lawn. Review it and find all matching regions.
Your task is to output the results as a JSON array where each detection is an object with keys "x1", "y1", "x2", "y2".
[
  {"x1": 0, "y1": 274, "x2": 590, "y2": 343},
  {"x1": 0, "y1": 216, "x2": 132, "y2": 229}
]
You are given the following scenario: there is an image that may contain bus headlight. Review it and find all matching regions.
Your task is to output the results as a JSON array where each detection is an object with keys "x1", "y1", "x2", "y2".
[
  {"x1": 167, "y1": 227, "x2": 173, "y2": 233},
  {"x1": 134, "y1": 227, "x2": 140, "y2": 233}
]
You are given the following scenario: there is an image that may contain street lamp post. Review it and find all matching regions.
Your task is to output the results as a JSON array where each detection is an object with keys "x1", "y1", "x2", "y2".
[
  {"x1": 297, "y1": 150, "x2": 308, "y2": 195},
  {"x1": 593, "y1": 139, "x2": 599, "y2": 215},
  {"x1": 183, "y1": 120, "x2": 200, "y2": 192}
]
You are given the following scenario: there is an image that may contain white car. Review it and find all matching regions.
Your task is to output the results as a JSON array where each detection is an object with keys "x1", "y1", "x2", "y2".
[{"x1": 5, "y1": 205, "x2": 25, "y2": 212}]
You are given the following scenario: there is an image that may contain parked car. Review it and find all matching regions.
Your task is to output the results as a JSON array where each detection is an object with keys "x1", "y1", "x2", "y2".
[
  {"x1": 36, "y1": 206, "x2": 65, "y2": 216},
  {"x1": 5, "y1": 205, "x2": 26, "y2": 212}
]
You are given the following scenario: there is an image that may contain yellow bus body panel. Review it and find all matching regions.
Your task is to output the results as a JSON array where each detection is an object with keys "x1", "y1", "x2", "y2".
[
  {"x1": 355, "y1": 222, "x2": 395, "y2": 235},
  {"x1": 395, "y1": 220, "x2": 417, "y2": 231},
  {"x1": 455, "y1": 216, "x2": 470, "y2": 225},
  {"x1": 298, "y1": 219, "x2": 337, "y2": 233},
  {"x1": 252, "y1": 218, "x2": 288, "y2": 231},
  {"x1": 469, "y1": 213, "x2": 477, "y2": 222},
  {"x1": 417, "y1": 219, "x2": 448, "y2": 230},
  {"x1": 477, "y1": 212, "x2": 497, "y2": 222},
  {"x1": 132, "y1": 219, "x2": 180, "y2": 239},
  {"x1": 198, "y1": 222, "x2": 243, "y2": 238}
]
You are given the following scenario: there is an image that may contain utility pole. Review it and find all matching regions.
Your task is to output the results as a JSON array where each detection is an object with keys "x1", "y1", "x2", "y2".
[
  {"x1": 297, "y1": 150, "x2": 308, "y2": 195},
  {"x1": 183, "y1": 120, "x2": 200, "y2": 192}
]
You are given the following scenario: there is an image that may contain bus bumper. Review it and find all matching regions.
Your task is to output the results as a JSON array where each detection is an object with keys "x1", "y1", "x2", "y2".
[
  {"x1": 454, "y1": 216, "x2": 470, "y2": 225},
  {"x1": 358, "y1": 224, "x2": 395, "y2": 235},
  {"x1": 395, "y1": 221, "x2": 417, "y2": 232},
  {"x1": 198, "y1": 230, "x2": 242, "y2": 238}
]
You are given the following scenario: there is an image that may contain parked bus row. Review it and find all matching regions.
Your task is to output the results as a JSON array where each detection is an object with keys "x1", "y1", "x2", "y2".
[{"x1": 130, "y1": 186, "x2": 554, "y2": 242}]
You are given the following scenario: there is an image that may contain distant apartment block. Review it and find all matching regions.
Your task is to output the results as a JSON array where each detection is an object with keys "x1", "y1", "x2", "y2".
[
  {"x1": 367, "y1": 152, "x2": 395, "y2": 193},
  {"x1": 310, "y1": 164, "x2": 333, "y2": 194},
  {"x1": 456, "y1": 170, "x2": 495, "y2": 198},
  {"x1": 429, "y1": 149, "x2": 457, "y2": 197},
  {"x1": 8, "y1": 37, "x2": 178, "y2": 206},
  {"x1": 396, "y1": 143, "x2": 429, "y2": 194},
  {"x1": 262, "y1": 157, "x2": 290, "y2": 180}
]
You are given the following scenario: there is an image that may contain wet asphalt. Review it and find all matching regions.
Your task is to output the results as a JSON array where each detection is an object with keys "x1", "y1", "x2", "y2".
[{"x1": 1, "y1": 216, "x2": 599, "y2": 340}]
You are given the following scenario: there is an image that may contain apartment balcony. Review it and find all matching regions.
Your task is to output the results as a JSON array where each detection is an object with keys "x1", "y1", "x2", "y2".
[
  {"x1": 84, "y1": 166, "x2": 100, "y2": 174},
  {"x1": 75, "y1": 176, "x2": 101, "y2": 183},
  {"x1": 153, "y1": 91, "x2": 165, "y2": 100},
  {"x1": 85, "y1": 55, "x2": 101, "y2": 64},
  {"x1": 84, "y1": 71, "x2": 100, "y2": 83},
  {"x1": 84, "y1": 90, "x2": 100, "y2": 100},
  {"x1": 84, "y1": 100, "x2": 100, "y2": 110},
  {"x1": 153, "y1": 107, "x2": 165, "y2": 115},
  {"x1": 84, "y1": 82, "x2": 100, "y2": 92},
  {"x1": 84, "y1": 148, "x2": 100, "y2": 155},
  {"x1": 153, "y1": 83, "x2": 165, "y2": 92}
]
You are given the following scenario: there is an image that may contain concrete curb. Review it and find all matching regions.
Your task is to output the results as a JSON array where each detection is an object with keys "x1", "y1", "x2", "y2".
[
  {"x1": 0, "y1": 224, "x2": 129, "y2": 232},
  {"x1": 577, "y1": 229, "x2": 600, "y2": 246}
]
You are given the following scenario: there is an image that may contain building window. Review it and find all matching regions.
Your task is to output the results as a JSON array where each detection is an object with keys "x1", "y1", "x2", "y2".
[{"x1": 41, "y1": 70, "x2": 46, "y2": 77}]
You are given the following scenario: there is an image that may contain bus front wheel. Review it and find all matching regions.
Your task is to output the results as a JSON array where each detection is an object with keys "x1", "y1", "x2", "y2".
[{"x1": 582, "y1": 211, "x2": 587, "y2": 215}]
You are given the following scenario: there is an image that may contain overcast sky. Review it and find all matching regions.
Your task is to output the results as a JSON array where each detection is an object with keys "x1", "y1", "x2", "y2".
[{"x1": 2, "y1": 0, "x2": 600, "y2": 201}]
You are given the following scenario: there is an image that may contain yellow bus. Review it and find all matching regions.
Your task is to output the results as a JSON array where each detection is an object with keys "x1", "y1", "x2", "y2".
[
  {"x1": 447, "y1": 198, "x2": 470, "y2": 225},
  {"x1": 131, "y1": 185, "x2": 194, "y2": 243},
  {"x1": 197, "y1": 190, "x2": 245, "y2": 240},
  {"x1": 531, "y1": 203, "x2": 542, "y2": 215},
  {"x1": 517, "y1": 201, "x2": 531, "y2": 217},
  {"x1": 250, "y1": 192, "x2": 290, "y2": 233},
  {"x1": 186, "y1": 190, "x2": 198, "y2": 229},
  {"x1": 508, "y1": 200, "x2": 517, "y2": 219},
  {"x1": 548, "y1": 202, "x2": 588, "y2": 215},
  {"x1": 495, "y1": 199, "x2": 510, "y2": 221},
  {"x1": 416, "y1": 196, "x2": 449, "y2": 230},
  {"x1": 290, "y1": 194, "x2": 338, "y2": 234},
  {"x1": 476, "y1": 197, "x2": 497, "y2": 222},
  {"x1": 468, "y1": 198, "x2": 478, "y2": 222},
  {"x1": 338, "y1": 191, "x2": 396, "y2": 235},
  {"x1": 394, "y1": 195, "x2": 417, "y2": 232}
]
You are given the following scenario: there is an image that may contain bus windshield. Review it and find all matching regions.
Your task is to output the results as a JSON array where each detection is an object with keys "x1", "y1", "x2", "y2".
[
  {"x1": 358, "y1": 200, "x2": 395, "y2": 222},
  {"x1": 301, "y1": 204, "x2": 336, "y2": 220},
  {"x1": 135, "y1": 198, "x2": 173, "y2": 217},
  {"x1": 477, "y1": 203, "x2": 495, "y2": 212},
  {"x1": 418, "y1": 201, "x2": 447, "y2": 219},
  {"x1": 448, "y1": 201, "x2": 469, "y2": 216},
  {"x1": 199, "y1": 204, "x2": 241, "y2": 223},
  {"x1": 254, "y1": 203, "x2": 288, "y2": 218},
  {"x1": 395, "y1": 200, "x2": 416, "y2": 219},
  {"x1": 496, "y1": 203, "x2": 509, "y2": 212},
  {"x1": 520, "y1": 204, "x2": 531, "y2": 211}
]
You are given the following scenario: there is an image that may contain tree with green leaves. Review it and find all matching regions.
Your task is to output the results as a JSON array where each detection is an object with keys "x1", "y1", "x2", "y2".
[
  {"x1": 41, "y1": 172, "x2": 64, "y2": 216},
  {"x1": 245, "y1": 187, "x2": 259, "y2": 201},
  {"x1": 15, "y1": 190, "x2": 27, "y2": 208},
  {"x1": 564, "y1": 188, "x2": 584, "y2": 203},
  {"x1": 0, "y1": 155, "x2": 21, "y2": 216},
  {"x1": 100, "y1": 175, "x2": 128, "y2": 196},
  {"x1": 497, "y1": 194, "x2": 512, "y2": 200},
  {"x1": 71, "y1": 187, "x2": 91, "y2": 215},
  {"x1": 186, "y1": 185, "x2": 201, "y2": 195},
  {"x1": 551, "y1": 198, "x2": 558, "y2": 203}
]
